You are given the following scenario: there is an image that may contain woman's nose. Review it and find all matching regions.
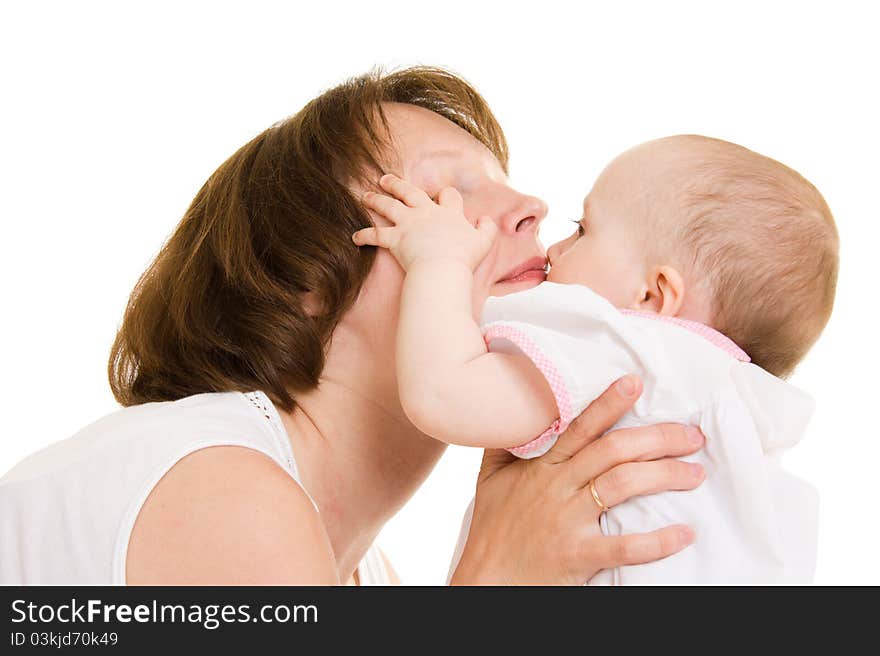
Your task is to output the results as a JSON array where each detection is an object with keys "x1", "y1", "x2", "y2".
[{"x1": 499, "y1": 193, "x2": 549, "y2": 235}]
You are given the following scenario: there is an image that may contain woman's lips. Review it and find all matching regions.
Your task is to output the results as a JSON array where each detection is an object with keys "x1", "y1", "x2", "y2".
[
  {"x1": 500, "y1": 269, "x2": 547, "y2": 284},
  {"x1": 497, "y1": 256, "x2": 548, "y2": 284}
]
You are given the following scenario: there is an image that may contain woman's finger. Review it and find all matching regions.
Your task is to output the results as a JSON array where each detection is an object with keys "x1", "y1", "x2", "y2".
[
  {"x1": 544, "y1": 375, "x2": 642, "y2": 464},
  {"x1": 587, "y1": 458, "x2": 705, "y2": 510},
  {"x1": 379, "y1": 173, "x2": 432, "y2": 207},
  {"x1": 362, "y1": 191, "x2": 409, "y2": 223},
  {"x1": 567, "y1": 422, "x2": 704, "y2": 487},
  {"x1": 477, "y1": 447, "x2": 518, "y2": 484},
  {"x1": 352, "y1": 227, "x2": 398, "y2": 249},
  {"x1": 588, "y1": 525, "x2": 695, "y2": 572}
]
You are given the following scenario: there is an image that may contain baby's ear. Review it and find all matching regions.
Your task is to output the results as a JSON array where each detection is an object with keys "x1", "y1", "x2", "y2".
[{"x1": 635, "y1": 265, "x2": 686, "y2": 317}]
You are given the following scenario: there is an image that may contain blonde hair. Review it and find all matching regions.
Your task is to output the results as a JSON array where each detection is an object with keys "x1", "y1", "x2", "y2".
[{"x1": 653, "y1": 135, "x2": 839, "y2": 378}]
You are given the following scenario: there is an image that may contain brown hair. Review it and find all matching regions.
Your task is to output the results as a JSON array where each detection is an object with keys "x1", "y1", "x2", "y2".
[
  {"x1": 108, "y1": 66, "x2": 508, "y2": 410},
  {"x1": 663, "y1": 135, "x2": 839, "y2": 378}
]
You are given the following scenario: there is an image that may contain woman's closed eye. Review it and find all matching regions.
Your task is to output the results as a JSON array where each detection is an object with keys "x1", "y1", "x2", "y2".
[{"x1": 570, "y1": 218, "x2": 586, "y2": 237}]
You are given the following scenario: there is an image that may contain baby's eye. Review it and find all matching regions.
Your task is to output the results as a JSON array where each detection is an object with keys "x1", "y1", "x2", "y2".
[{"x1": 570, "y1": 219, "x2": 586, "y2": 237}]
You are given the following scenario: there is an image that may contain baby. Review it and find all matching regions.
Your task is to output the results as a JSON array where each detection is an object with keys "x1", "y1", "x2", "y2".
[{"x1": 353, "y1": 135, "x2": 839, "y2": 584}]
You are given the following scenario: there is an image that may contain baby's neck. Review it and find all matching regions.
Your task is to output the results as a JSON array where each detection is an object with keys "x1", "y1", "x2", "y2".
[{"x1": 668, "y1": 288, "x2": 714, "y2": 327}]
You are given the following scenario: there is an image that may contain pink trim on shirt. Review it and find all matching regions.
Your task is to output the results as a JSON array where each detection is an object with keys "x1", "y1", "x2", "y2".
[
  {"x1": 483, "y1": 324, "x2": 573, "y2": 457},
  {"x1": 619, "y1": 310, "x2": 751, "y2": 362}
]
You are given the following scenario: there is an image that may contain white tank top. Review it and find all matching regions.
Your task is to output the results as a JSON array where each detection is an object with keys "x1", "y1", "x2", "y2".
[{"x1": 0, "y1": 390, "x2": 391, "y2": 585}]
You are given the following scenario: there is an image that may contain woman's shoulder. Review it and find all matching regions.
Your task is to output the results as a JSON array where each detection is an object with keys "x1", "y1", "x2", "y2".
[
  {"x1": 0, "y1": 390, "x2": 328, "y2": 585},
  {"x1": 2, "y1": 391, "x2": 287, "y2": 485},
  {"x1": 120, "y1": 390, "x2": 338, "y2": 584},
  {"x1": 126, "y1": 442, "x2": 338, "y2": 585}
]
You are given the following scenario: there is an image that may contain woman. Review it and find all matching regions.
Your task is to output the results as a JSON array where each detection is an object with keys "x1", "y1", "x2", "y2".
[{"x1": 0, "y1": 67, "x2": 705, "y2": 585}]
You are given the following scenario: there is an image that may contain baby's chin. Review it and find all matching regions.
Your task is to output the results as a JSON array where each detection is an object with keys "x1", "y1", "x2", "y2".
[
  {"x1": 546, "y1": 270, "x2": 595, "y2": 289},
  {"x1": 545, "y1": 269, "x2": 569, "y2": 285},
  {"x1": 545, "y1": 271, "x2": 604, "y2": 296}
]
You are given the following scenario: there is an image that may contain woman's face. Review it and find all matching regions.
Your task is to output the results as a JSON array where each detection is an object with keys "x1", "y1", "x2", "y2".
[
  {"x1": 368, "y1": 102, "x2": 548, "y2": 292},
  {"x1": 344, "y1": 102, "x2": 549, "y2": 379}
]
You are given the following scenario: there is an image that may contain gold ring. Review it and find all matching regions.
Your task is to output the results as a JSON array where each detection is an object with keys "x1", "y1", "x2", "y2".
[{"x1": 588, "y1": 478, "x2": 610, "y2": 513}]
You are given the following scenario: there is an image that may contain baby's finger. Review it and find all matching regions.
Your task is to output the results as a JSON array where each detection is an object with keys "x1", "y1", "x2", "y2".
[
  {"x1": 362, "y1": 191, "x2": 409, "y2": 224},
  {"x1": 475, "y1": 216, "x2": 499, "y2": 242},
  {"x1": 379, "y1": 174, "x2": 432, "y2": 207},
  {"x1": 436, "y1": 186, "x2": 464, "y2": 213},
  {"x1": 351, "y1": 227, "x2": 398, "y2": 249}
]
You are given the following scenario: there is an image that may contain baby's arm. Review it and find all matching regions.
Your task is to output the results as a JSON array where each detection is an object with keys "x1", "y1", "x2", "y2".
[
  {"x1": 352, "y1": 174, "x2": 558, "y2": 448},
  {"x1": 396, "y1": 258, "x2": 559, "y2": 447}
]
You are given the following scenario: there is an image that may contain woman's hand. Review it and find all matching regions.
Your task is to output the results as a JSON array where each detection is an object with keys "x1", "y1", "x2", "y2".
[
  {"x1": 449, "y1": 374, "x2": 706, "y2": 585},
  {"x1": 352, "y1": 173, "x2": 497, "y2": 272}
]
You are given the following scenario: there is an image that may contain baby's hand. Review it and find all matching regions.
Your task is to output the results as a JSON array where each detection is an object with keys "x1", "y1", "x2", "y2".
[{"x1": 352, "y1": 174, "x2": 498, "y2": 271}]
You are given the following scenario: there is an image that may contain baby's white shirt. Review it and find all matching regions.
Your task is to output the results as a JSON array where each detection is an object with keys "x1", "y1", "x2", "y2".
[{"x1": 449, "y1": 282, "x2": 819, "y2": 584}]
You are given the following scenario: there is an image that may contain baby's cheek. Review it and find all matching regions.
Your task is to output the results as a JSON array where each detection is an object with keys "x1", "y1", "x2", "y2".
[
  {"x1": 547, "y1": 259, "x2": 573, "y2": 284},
  {"x1": 550, "y1": 254, "x2": 610, "y2": 298}
]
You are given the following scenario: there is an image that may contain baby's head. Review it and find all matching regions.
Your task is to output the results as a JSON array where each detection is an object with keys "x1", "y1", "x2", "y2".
[{"x1": 547, "y1": 135, "x2": 839, "y2": 378}]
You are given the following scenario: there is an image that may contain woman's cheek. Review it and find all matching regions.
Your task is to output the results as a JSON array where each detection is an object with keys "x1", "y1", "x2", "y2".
[
  {"x1": 410, "y1": 168, "x2": 446, "y2": 200},
  {"x1": 473, "y1": 257, "x2": 494, "y2": 295},
  {"x1": 360, "y1": 249, "x2": 405, "y2": 305}
]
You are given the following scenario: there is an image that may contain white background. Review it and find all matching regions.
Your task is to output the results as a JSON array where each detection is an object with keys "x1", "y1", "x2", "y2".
[{"x1": 1, "y1": 1, "x2": 877, "y2": 584}]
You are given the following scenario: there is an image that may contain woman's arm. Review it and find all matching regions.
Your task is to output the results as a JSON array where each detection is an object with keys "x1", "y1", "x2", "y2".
[
  {"x1": 126, "y1": 446, "x2": 339, "y2": 585},
  {"x1": 450, "y1": 375, "x2": 706, "y2": 585},
  {"x1": 354, "y1": 175, "x2": 558, "y2": 448}
]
